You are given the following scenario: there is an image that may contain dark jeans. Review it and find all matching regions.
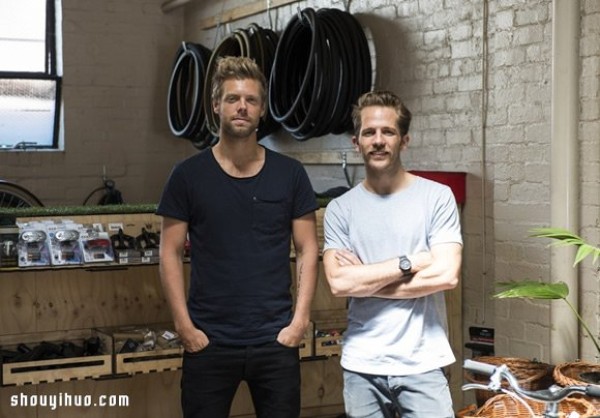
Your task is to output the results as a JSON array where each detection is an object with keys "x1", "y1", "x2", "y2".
[{"x1": 181, "y1": 341, "x2": 301, "y2": 418}]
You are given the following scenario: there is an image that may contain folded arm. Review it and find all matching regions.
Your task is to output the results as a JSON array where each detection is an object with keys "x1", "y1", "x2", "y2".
[{"x1": 323, "y1": 242, "x2": 461, "y2": 299}]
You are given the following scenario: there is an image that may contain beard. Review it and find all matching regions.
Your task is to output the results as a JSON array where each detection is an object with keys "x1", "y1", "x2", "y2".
[{"x1": 220, "y1": 117, "x2": 260, "y2": 138}]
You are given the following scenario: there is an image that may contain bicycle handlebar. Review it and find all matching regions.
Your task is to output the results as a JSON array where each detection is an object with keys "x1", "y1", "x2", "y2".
[
  {"x1": 464, "y1": 359, "x2": 497, "y2": 375},
  {"x1": 463, "y1": 359, "x2": 600, "y2": 403}
]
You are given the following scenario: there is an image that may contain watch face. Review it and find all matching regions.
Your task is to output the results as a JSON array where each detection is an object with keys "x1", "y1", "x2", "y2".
[{"x1": 400, "y1": 257, "x2": 411, "y2": 271}]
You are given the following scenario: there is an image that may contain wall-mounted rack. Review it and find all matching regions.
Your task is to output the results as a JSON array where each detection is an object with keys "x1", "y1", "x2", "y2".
[
  {"x1": 161, "y1": 0, "x2": 190, "y2": 13},
  {"x1": 199, "y1": 0, "x2": 298, "y2": 29},
  {"x1": 161, "y1": 0, "x2": 300, "y2": 29},
  {"x1": 285, "y1": 151, "x2": 362, "y2": 166}
]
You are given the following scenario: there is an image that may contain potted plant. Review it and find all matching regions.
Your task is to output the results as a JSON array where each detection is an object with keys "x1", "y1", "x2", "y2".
[{"x1": 493, "y1": 227, "x2": 600, "y2": 384}]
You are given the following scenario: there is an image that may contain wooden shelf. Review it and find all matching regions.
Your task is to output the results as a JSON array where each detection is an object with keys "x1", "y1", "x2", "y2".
[{"x1": 160, "y1": 0, "x2": 301, "y2": 29}]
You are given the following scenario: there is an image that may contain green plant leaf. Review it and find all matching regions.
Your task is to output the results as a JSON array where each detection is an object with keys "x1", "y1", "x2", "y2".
[
  {"x1": 493, "y1": 280, "x2": 569, "y2": 300},
  {"x1": 494, "y1": 227, "x2": 600, "y2": 355},
  {"x1": 530, "y1": 227, "x2": 600, "y2": 266}
]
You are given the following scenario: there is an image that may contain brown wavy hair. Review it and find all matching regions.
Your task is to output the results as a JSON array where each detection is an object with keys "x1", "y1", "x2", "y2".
[{"x1": 351, "y1": 90, "x2": 412, "y2": 138}]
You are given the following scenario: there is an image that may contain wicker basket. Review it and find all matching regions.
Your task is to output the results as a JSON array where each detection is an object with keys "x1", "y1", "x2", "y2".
[
  {"x1": 554, "y1": 362, "x2": 600, "y2": 386},
  {"x1": 459, "y1": 393, "x2": 597, "y2": 418},
  {"x1": 464, "y1": 356, "x2": 554, "y2": 407},
  {"x1": 554, "y1": 361, "x2": 600, "y2": 412}
]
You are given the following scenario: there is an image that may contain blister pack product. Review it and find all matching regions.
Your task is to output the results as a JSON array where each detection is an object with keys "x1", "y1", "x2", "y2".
[
  {"x1": 16, "y1": 223, "x2": 52, "y2": 267},
  {"x1": 0, "y1": 224, "x2": 20, "y2": 268},
  {"x1": 46, "y1": 221, "x2": 84, "y2": 265},
  {"x1": 80, "y1": 224, "x2": 114, "y2": 263}
]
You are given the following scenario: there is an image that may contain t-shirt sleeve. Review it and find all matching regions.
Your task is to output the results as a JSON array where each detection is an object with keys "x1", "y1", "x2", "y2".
[
  {"x1": 156, "y1": 163, "x2": 190, "y2": 222},
  {"x1": 429, "y1": 186, "x2": 463, "y2": 246},
  {"x1": 292, "y1": 162, "x2": 319, "y2": 219},
  {"x1": 323, "y1": 198, "x2": 351, "y2": 252}
]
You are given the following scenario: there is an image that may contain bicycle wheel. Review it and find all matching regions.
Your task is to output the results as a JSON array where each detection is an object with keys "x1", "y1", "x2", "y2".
[{"x1": 0, "y1": 180, "x2": 44, "y2": 208}]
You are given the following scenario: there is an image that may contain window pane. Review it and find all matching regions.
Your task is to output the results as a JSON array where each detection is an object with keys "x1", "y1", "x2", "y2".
[
  {"x1": 0, "y1": 0, "x2": 47, "y2": 72},
  {"x1": 0, "y1": 78, "x2": 57, "y2": 148}
]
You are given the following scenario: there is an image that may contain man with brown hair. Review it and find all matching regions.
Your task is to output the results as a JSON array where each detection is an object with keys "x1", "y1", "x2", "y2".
[{"x1": 323, "y1": 90, "x2": 463, "y2": 418}]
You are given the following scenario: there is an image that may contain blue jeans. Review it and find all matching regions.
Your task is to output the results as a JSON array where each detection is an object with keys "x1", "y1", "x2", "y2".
[
  {"x1": 181, "y1": 342, "x2": 300, "y2": 418},
  {"x1": 343, "y1": 368, "x2": 454, "y2": 418}
]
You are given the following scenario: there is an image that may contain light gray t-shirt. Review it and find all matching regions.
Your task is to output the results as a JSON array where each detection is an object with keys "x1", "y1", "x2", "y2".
[{"x1": 323, "y1": 176, "x2": 463, "y2": 376}]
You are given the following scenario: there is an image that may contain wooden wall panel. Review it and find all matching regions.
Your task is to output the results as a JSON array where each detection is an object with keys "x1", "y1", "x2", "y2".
[{"x1": 0, "y1": 274, "x2": 36, "y2": 335}]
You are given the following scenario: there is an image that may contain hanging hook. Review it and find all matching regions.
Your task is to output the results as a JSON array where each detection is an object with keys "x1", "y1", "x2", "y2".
[
  {"x1": 342, "y1": 152, "x2": 354, "y2": 188},
  {"x1": 266, "y1": 0, "x2": 273, "y2": 29},
  {"x1": 297, "y1": 6, "x2": 305, "y2": 25},
  {"x1": 213, "y1": 19, "x2": 222, "y2": 49},
  {"x1": 213, "y1": 0, "x2": 228, "y2": 49}
]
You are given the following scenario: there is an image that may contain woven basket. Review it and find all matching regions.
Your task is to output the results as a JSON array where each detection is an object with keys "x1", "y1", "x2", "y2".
[
  {"x1": 554, "y1": 362, "x2": 600, "y2": 386},
  {"x1": 464, "y1": 356, "x2": 554, "y2": 407},
  {"x1": 554, "y1": 361, "x2": 600, "y2": 412},
  {"x1": 459, "y1": 393, "x2": 597, "y2": 418}
]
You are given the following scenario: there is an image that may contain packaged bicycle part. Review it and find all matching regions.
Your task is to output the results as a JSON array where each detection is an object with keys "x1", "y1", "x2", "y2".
[
  {"x1": 46, "y1": 221, "x2": 84, "y2": 265},
  {"x1": 80, "y1": 226, "x2": 114, "y2": 263},
  {"x1": 136, "y1": 227, "x2": 160, "y2": 262},
  {"x1": 0, "y1": 224, "x2": 19, "y2": 268},
  {"x1": 110, "y1": 228, "x2": 141, "y2": 264},
  {"x1": 16, "y1": 223, "x2": 51, "y2": 267}
]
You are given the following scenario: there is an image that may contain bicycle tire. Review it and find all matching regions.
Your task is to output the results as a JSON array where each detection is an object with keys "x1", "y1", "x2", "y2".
[{"x1": 0, "y1": 180, "x2": 44, "y2": 208}]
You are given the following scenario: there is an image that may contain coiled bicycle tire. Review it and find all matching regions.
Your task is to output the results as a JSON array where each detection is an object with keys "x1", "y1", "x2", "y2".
[
  {"x1": 167, "y1": 42, "x2": 216, "y2": 150},
  {"x1": 202, "y1": 23, "x2": 281, "y2": 140},
  {"x1": 269, "y1": 7, "x2": 373, "y2": 141}
]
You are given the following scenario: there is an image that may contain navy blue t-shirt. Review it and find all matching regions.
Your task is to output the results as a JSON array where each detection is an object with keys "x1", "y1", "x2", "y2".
[{"x1": 156, "y1": 147, "x2": 318, "y2": 345}]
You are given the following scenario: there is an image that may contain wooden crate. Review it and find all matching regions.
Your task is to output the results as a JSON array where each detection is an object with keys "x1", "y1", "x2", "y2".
[
  {"x1": 2, "y1": 355, "x2": 112, "y2": 386},
  {"x1": 299, "y1": 321, "x2": 315, "y2": 359},
  {"x1": 95, "y1": 323, "x2": 183, "y2": 376},
  {"x1": 0, "y1": 329, "x2": 112, "y2": 386},
  {"x1": 314, "y1": 318, "x2": 347, "y2": 357},
  {"x1": 115, "y1": 347, "x2": 183, "y2": 375}
]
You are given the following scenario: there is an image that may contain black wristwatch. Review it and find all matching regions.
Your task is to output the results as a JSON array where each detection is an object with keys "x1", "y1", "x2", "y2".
[{"x1": 398, "y1": 255, "x2": 412, "y2": 276}]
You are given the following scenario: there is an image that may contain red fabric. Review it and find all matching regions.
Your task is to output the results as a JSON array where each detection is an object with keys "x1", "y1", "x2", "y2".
[{"x1": 409, "y1": 171, "x2": 467, "y2": 205}]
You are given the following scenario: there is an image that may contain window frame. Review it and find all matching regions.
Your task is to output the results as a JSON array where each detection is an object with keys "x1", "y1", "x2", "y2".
[{"x1": 0, "y1": 0, "x2": 62, "y2": 151}]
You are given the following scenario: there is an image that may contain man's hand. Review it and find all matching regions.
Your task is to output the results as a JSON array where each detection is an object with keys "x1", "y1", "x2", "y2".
[
  {"x1": 179, "y1": 326, "x2": 210, "y2": 353},
  {"x1": 277, "y1": 322, "x2": 308, "y2": 347}
]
